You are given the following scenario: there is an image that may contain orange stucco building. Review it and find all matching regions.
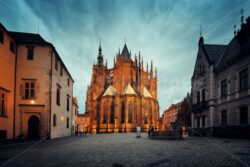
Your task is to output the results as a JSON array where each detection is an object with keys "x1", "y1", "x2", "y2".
[
  {"x1": 0, "y1": 23, "x2": 74, "y2": 140},
  {"x1": 77, "y1": 113, "x2": 90, "y2": 133},
  {"x1": 163, "y1": 103, "x2": 182, "y2": 131},
  {"x1": 86, "y1": 44, "x2": 160, "y2": 133}
]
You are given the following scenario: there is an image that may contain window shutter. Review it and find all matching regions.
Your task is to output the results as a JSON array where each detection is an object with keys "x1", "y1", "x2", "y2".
[
  {"x1": 35, "y1": 82, "x2": 39, "y2": 99},
  {"x1": 20, "y1": 84, "x2": 24, "y2": 99}
]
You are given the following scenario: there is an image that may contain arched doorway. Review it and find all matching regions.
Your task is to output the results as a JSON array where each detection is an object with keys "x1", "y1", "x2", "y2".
[{"x1": 28, "y1": 116, "x2": 40, "y2": 139}]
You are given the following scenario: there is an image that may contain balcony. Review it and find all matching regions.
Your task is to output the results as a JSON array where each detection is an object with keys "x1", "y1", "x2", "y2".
[{"x1": 191, "y1": 101, "x2": 208, "y2": 113}]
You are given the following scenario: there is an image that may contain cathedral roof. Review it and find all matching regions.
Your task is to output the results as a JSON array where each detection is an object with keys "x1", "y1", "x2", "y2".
[
  {"x1": 103, "y1": 85, "x2": 116, "y2": 96},
  {"x1": 143, "y1": 87, "x2": 152, "y2": 98},
  {"x1": 119, "y1": 44, "x2": 130, "y2": 58},
  {"x1": 122, "y1": 84, "x2": 137, "y2": 95}
]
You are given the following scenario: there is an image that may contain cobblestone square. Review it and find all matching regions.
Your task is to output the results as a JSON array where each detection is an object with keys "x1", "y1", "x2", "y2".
[{"x1": 0, "y1": 133, "x2": 250, "y2": 167}]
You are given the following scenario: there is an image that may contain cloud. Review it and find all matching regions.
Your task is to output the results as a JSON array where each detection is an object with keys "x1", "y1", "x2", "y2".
[{"x1": 1, "y1": 0, "x2": 250, "y2": 114}]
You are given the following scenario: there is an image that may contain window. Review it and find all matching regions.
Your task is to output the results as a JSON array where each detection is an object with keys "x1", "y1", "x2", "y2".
[
  {"x1": 202, "y1": 115, "x2": 206, "y2": 127},
  {"x1": 197, "y1": 116, "x2": 200, "y2": 128},
  {"x1": 239, "y1": 68, "x2": 248, "y2": 91},
  {"x1": 149, "y1": 104, "x2": 153, "y2": 124},
  {"x1": 202, "y1": 88, "x2": 206, "y2": 102},
  {"x1": 75, "y1": 108, "x2": 77, "y2": 115},
  {"x1": 60, "y1": 64, "x2": 63, "y2": 76},
  {"x1": 103, "y1": 109, "x2": 107, "y2": 124},
  {"x1": 197, "y1": 91, "x2": 200, "y2": 103},
  {"x1": 55, "y1": 57, "x2": 58, "y2": 71},
  {"x1": 53, "y1": 114, "x2": 56, "y2": 127},
  {"x1": 24, "y1": 80, "x2": 35, "y2": 99},
  {"x1": 221, "y1": 111, "x2": 227, "y2": 126},
  {"x1": 144, "y1": 104, "x2": 148, "y2": 124},
  {"x1": 27, "y1": 48, "x2": 34, "y2": 60},
  {"x1": 128, "y1": 102, "x2": 133, "y2": 123},
  {"x1": 221, "y1": 79, "x2": 228, "y2": 97},
  {"x1": 0, "y1": 92, "x2": 7, "y2": 116},
  {"x1": 0, "y1": 31, "x2": 3, "y2": 44},
  {"x1": 56, "y1": 84, "x2": 61, "y2": 106},
  {"x1": 240, "y1": 106, "x2": 248, "y2": 124},
  {"x1": 110, "y1": 102, "x2": 115, "y2": 124},
  {"x1": 66, "y1": 117, "x2": 69, "y2": 128},
  {"x1": 66, "y1": 95, "x2": 70, "y2": 111},
  {"x1": 121, "y1": 102, "x2": 125, "y2": 123},
  {"x1": 68, "y1": 78, "x2": 70, "y2": 86},
  {"x1": 9, "y1": 41, "x2": 15, "y2": 53}
]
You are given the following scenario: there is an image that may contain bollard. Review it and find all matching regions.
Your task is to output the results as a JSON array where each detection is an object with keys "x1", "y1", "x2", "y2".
[{"x1": 136, "y1": 126, "x2": 141, "y2": 138}]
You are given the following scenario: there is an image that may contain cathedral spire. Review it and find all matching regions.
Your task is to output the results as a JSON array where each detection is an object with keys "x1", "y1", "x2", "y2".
[
  {"x1": 150, "y1": 60, "x2": 153, "y2": 79},
  {"x1": 135, "y1": 54, "x2": 137, "y2": 67},
  {"x1": 155, "y1": 67, "x2": 157, "y2": 78},
  {"x1": 142, "y1": 57, "x2": 144, "y2": 70},
  {"x1": 150, "y1": 60, "x2": 153, "y2": 72},
  {"x1": 97, "y1": 43, "x2": 103, "y2": 65},
  {"x1": 146, "y1": 62, "x2": 148, "y2": 72},
  {"x1": 139, "y1": 51, "x2": 141, "y2": 68},
  {"x1": 119, "y1": 43, "x2": 130, "y2": 58}
]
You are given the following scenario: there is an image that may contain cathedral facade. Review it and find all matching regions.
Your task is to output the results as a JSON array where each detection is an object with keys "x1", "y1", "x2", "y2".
[{"x1": 86, "y1": 44, "x2": 159, "y2": 133}]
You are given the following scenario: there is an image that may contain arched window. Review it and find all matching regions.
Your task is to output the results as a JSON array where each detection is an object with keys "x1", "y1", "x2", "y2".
[
  {"x1": 110, "y1": 102, "x2": 115, "y2": 124},
  {"x1": 103, "y1": 109, "x2": 107, "y2": 124},
  {"x1": 66, "y1": 117, "x2": 69, "y2": 128},
  {"x1": 144, "y1": 104, "x2": 148, "y2": 124},
  {"x1": 149, "y1": 103, "x2": 153, "y2": 124},
  {"x1": 128, "y1": 102, "x2": 133, "y2": 123},
  {"x1": 53, "y1": 114, "x2": 56, "y2": 127},
  {"x1": 121, "y1": 101, "x2": 125, "y2": 123}
]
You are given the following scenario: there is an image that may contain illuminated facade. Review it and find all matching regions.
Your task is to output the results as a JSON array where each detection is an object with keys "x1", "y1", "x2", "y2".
[
  {"x1": 86, "y1": 44, "x2": 160, "y2": 133},
  {"x1": 0, "y1": 23, "x2": 74, "y2": 140}
]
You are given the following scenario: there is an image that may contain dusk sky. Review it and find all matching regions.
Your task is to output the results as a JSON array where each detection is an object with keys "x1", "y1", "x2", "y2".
[{"x1": 1, "y1": 0, "x2": 250, "y2": 114}]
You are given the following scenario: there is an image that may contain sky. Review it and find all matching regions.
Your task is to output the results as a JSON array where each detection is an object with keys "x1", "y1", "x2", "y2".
[{"x1": 0, "y1": 0, "x2": 250, "y2": 115}]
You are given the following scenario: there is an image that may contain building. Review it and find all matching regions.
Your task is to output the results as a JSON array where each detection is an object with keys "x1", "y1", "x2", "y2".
[
  {"x1": 191, "y1": 16, "x2": 250, "y2": 138},
  {"x1": 86, "y1": 44, "x2": 160, "y2": 133},
  {"x1": 0, "y1": 23, "x2": 16, "y2": 140},
  {"x1": 163, "y1": 102, "x2": 181, "y2": 131},
  {"x1": 0, "y1": 23, "x2": 74, "y2": 140},
  {"x1": 72, "y1": 97, "x2": 79, "y2": 134},
  {"x1": 162, "y1": 94, "x2": 191, "y2": 131},
  {"x1": 77, "y1": 113, "x2": 90, "y2": 133}
]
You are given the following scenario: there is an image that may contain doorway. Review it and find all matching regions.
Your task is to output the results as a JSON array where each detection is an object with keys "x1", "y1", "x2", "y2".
[{"x1": 28, "y1": 115, "x2": 40, "y2": 139}]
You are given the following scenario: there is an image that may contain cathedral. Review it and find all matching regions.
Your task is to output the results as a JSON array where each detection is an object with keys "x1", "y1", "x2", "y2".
[{"x1": 86, "y1": 43, "x2": 160, "y2": 133}]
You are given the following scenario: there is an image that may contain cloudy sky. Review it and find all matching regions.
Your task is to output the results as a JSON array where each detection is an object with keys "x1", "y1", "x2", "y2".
[{"x1": 1, "y1": 0, "x2": 250, "y2": 114}]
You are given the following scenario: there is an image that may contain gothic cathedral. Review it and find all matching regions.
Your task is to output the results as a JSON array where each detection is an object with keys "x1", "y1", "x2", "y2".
[{"x1": 86, "y1": 43, "x2": 160, "y2": 133}]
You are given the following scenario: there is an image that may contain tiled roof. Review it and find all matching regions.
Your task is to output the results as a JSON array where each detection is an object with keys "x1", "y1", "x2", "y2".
[
  {"x1": 203, "y1": 44, "x2": 226, "y2": 64},
  {"x1": 122, "y1": 84, "x2": 137, "y2": 95},
  {"x1": 215, "y1": 37, "x2": 243, "y2": 69},
  {"x1": 9, "y1": 31, "x2": 51, "y2": 45}
]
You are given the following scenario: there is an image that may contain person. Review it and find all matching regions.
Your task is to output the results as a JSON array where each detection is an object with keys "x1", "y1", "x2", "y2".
[
  {"x1": 83, "y1": 126, "x2": 87, "y2": 136},
  {"x1": 148, "y1": 125, "x2": 152, "y2": 138}
]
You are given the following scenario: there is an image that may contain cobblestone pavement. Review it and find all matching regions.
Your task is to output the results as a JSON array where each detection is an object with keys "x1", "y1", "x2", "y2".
[{"x1": 0, "y1": 133, "x2": 250, "y2": 167}]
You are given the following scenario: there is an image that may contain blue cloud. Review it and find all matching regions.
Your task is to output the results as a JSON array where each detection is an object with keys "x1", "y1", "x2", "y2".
[{"x1": 1, "y1": 0, "x2": 250, "y2": 114}]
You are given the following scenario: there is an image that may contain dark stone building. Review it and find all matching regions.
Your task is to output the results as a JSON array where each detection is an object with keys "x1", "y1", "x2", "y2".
[{"x1": 191, "y1": 16, "x2": 250, "y2": 138}]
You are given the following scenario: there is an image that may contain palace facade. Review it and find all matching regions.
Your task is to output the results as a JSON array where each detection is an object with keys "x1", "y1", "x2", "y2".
[
  {"x1": 86, "y1": 44, "x2": 160, "y2": 133},
  {"x1": 191, "y1": 16, "x2": 250, "y2": 138}
]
